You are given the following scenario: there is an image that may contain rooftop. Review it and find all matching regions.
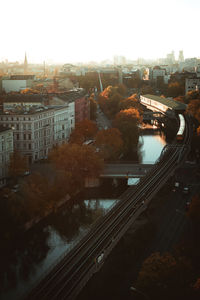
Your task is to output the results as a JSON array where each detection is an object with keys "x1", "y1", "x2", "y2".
[{"x1": 142, "y1": 94, "x2": 187, "y2": 110}]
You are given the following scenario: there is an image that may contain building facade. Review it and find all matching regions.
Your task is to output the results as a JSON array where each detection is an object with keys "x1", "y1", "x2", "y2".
[
  {"x1": 185, "y1": 78, "x2": 200, "y2": 94},
  {"x1": 0, "y1": 105, "x2": 75, "y2": 163},
  {"x1": 2, "y1": 75, "x2": 35, "y2": 93},
  {"x1": 0, "y1": 126, "x2": 13, "y2": 187}
]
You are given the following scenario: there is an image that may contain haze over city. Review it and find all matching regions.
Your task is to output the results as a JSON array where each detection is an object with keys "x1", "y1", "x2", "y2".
[{"x1": 1, "y1": 0, "x2": 200, "y2": 63}]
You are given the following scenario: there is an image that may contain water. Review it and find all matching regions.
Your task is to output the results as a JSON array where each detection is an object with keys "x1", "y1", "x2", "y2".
[
  {"x1": 0, "y1": 199, "x2": 118, "y2": 300},
  {"x1": 0, "y1": 132, "x2": 166, "y2": 300},
  {"x1": 140, "y1": 133, "x2": 166, "y2": 163}
]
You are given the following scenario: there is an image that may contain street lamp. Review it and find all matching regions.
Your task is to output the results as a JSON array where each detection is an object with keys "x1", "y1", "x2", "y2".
[{"x1": 130, "y1": 286, "x2": 150, "y2": 300}]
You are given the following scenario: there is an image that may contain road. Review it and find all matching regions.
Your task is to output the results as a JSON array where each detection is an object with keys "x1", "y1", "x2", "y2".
[{"x1": 96, "y1": 105, "x2": 111, "y2": 130}]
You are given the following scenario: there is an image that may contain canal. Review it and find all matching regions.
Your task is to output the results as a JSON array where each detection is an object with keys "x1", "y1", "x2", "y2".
[{"x1": 0, "y1": 129, "x2": 166, "y2": 300}]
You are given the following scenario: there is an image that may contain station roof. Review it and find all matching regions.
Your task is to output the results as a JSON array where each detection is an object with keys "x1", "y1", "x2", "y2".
[{"x1": 142, "y1": 94, "x2": 187, "y2": 111}]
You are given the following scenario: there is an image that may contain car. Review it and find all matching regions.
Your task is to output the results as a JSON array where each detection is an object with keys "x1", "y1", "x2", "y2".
[
  {"x1": 185, "y1": 201, "x2": 191, "y2": 211},
  {"x1": 24, "y1": 171, "x2": 30, "y2": 176},
  {"x1": 183, "y1": 186, "x2": 190, "y2": 194}
]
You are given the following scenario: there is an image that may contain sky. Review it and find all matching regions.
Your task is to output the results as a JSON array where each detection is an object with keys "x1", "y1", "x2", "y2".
[{"x1": 1, "y1": 0, "x2": 200, "y2": 64}]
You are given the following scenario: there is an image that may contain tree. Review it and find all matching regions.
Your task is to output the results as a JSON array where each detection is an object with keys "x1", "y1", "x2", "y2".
[
  {"x1": 8, "y1": 151, "x2": 28, "y2": 181},
  {"x1": 187, "y1": 100, "x2": 200, "y2": 123},
  {"x1": 49, "y1": 143, "x2": 104, "y2": 193},
  {"x1": 113, "y1": 108, "x2": 142, "y2": 159},
  {"x1": 134, "y1": 252, "x2": 193, "y2": 300},
  {"x1": 22, "y1": 171, "x2": 70, "y2": 216},
  {"x1": 174, "y1": 95, "x2": 186, "y2": 103},
  {"x1": 89, "y1": 95, "x2": 97, "y2": 120},
  {"x1": 166, "y1": 81, "x2": 185, "y2": 97},
  {"x1": 69, "y1": 119, "x2": 98, "y2": 144},
  {"x1": 95, "y1": 128, "x2": 123, "y2": 160},
  {"x1": 119, "y1": 94, "x2": 143, "y2": 113},
  {"x1": 187, "y1": 194, "x2": 200, "y2": 224}
]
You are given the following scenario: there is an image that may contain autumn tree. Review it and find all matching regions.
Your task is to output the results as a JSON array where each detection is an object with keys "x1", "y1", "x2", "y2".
[
  {"x1": 69, "y1": 119, "x2": 98, "y2": 144},
  {"x1": 95, "y1": 128, "x2": 123, "y2": 160},
  {"x1": 8, "y1": 150, "x2": 28, "y2": 181},
  {"x1": 119, "y1": 94, "x2": 143, "y2": 114},
  {"x1": 134, "y1": 252, "x2": 193, "y2": 300},
  {"x1": 49, "y1": 143, "x2": 104, "y2": 193},
  {"x1": 174, "y1": 95, "x2": 186, "y2": 103},
  {"x1": 166, "y1": 81, "x2": 185, "y2": 97},
  {"x1": 98, "y1": 85, "x2": 126, "y2": 118},
  {"x1": 113, "y1": 108, "x2": 142, "y2": 159},
  {"x1": 22, "y1": 171, "x2": 69, "y2": 217},
  {"x1": 187, "y1": 99, "x2": 200, "y2": 123},
  {"x1": 89, "y1": 94, "x2": 97, "y2": 120},
  {"x1": 186, "y1": 91, "x2": 200, "y2": 103},
  {"x1": 187, "y1": 194, "x2": 200, "y2": 225}
]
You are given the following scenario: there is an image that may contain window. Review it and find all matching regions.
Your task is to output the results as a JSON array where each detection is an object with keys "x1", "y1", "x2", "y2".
[
  {"x1": 28, "y1": 134, "x2": 31, "y2": 140},
  {"x1": 28, "y1": 143, "x2": 31, "y2": 150}
]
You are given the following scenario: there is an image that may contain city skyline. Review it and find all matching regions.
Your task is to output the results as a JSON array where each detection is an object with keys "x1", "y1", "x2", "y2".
[{"x1": 1, "y1": 0, "x2": 200, "y2": 64}]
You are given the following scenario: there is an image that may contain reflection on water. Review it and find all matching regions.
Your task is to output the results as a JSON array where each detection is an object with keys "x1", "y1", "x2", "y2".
[
  {"x1": 0, "y1": 198, "x2": 118, "y2": 300},
  {"x1": 0, "y1": 132, "x2": 166, "y2": 300},
  {"x1": 139, "y1": 134, "x2": 166, "y2": 163}
]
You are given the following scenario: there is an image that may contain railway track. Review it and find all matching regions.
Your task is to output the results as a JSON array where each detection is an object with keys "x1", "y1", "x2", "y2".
[{"x1": 24, "y1": 115, "x2": 192, "y2": 300}]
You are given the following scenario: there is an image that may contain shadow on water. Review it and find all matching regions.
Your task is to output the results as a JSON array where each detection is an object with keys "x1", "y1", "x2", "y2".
[{"x1": 0, "y1": 226, "x2": 50, "y2": 295}]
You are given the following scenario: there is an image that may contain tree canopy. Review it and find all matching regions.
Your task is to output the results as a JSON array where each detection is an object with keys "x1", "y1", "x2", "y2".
[
  {"x1": 8, "y1": 150, "x2": 28, "y2": 181},
  {"x1": 113, "y1": 108, "x2": 142, "y2": 159},
  {"x1": 49, "y1": 143, "x2": 104, "y2": 192},
  {"x1": 134, "y1": 252, "x2": 193, "y2": 299},
  {"x1": 95, "y1": 128, "x2": 123, "y2": 160},
  {"x1": 69, "y1": 119, "x2": 98, "y2": 144}
]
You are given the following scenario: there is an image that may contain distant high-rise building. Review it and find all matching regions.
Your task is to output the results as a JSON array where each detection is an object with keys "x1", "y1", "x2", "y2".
[
  {"x1": 178, "y1": 50, "x2": 184, "y2": 62},
  {"x1": 24, "y1": 52, "x2": 28, "y2": 74},
  {"x1": 166, "y1": 51, "x2": 175, "y2": 65}
]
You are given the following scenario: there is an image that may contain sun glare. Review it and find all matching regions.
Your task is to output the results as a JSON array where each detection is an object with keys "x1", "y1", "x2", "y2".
[{"x1": 1, "y1": 0, "x2": 200, "y2": 63}]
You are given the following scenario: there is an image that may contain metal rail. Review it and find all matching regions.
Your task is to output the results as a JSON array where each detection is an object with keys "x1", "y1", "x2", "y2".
[{"x1": 24, "y1": 115, "x2": 192, "y2": 300}]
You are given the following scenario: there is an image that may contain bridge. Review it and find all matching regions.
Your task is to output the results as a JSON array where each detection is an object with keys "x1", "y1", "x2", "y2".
[
  {"x1": 24, "y1": 115, "x2": 192, "y2": 300},
  {"x1": 101, "y1": 163, "x2": 154, "y2": 178}
]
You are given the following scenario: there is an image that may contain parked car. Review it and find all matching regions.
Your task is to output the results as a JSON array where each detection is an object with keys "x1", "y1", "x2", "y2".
[{"x1": 183, "y1": 186, "x2": 190, "y2": 194}]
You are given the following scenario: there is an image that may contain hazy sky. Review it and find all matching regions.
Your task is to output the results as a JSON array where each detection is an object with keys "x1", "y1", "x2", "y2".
[{"x1": 1, "y1": 0, "x2": 200, "y2": 63}]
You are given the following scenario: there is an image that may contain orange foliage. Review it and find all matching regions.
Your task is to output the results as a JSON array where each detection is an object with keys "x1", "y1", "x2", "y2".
[
  {"x1": 187, "y1": 194, "x2": 200, "y2": 223},
  {"x1": 69, "y1": 119, "x2": 98, "y2": 144},
  {"x1": 95, "y1": 128, "x2": 123, "y2": 160},
  {"x1": 49, "y1": 143, "x2": 104, "y2": 192}
]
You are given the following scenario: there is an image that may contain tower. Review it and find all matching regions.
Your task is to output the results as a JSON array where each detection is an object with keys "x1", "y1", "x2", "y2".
[
  {"x1": 178, "y1": 50, "x2": 184, "y2": 62},
  {"x1": 24, "y1": 52, "x2": 28, "y2": 74}
]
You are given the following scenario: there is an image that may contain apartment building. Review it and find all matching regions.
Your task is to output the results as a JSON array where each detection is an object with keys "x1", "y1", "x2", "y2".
[
  {"x1": 0, "y1": 104, "x2": 75, "y2": 163},
  {"x1": 185, "y1": 78, "x2": 200, "y2": 94},
  {"x1": 0, "y1": 126, "x2": 13, "y2": 187}
]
